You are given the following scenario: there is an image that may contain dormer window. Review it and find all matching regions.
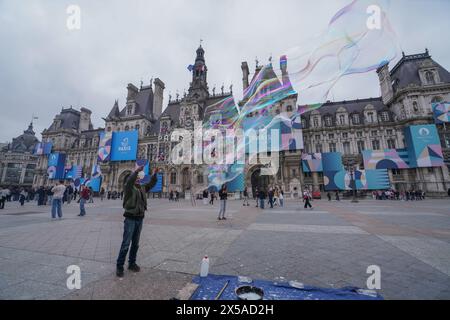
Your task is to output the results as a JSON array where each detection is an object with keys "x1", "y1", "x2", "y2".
[
  {"x1": 339, "y1": 115, "x2": 345, "y2": 125},
  {"x1": 352, "y1": 114, "x2": 360, "y2": 125},
  {"x1": 367, "y1": 112, "x2": 374, "y2": 123},
  {"x1": 381, "y1": 111, "x2": 390, "y2": 122},
  {"x1": 313, "y1": 117, "x2": 319, "y2": 127},
  {"x1": 324, "y1": 116, "x2": 332, "y2": 127},
  {"x1": 126, "y1": 105, "x2": 133, "y2": 115},
  {"x1": 425, "y1": 71, "x2": 435, "y2": 85}
]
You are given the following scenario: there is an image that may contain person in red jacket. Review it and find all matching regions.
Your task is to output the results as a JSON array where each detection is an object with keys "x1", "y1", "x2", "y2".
[{"x1": 78, "y1": 186, "x2": 90, "y2": 217}]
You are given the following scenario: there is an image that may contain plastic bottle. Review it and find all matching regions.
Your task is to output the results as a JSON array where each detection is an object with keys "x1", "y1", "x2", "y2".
[{"x1": 200, "y1": 256, "x2": 209, "y2": 277}]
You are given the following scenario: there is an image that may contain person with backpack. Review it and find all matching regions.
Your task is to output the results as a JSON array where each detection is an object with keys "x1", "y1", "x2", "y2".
[{"x1": 78, "y1": 185, "x2": 90, "y2": 217}]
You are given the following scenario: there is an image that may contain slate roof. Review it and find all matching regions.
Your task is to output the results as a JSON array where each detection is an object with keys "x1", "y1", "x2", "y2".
[
  {"x1": 46, "y1": 107, "x2": 82, "y2": 132},
  {"x1": 3, "y1": 123, "x2": 40, "y2": 153},
  {"x1": 390, "y1": 50, "x2": 450, "y2": 90}
]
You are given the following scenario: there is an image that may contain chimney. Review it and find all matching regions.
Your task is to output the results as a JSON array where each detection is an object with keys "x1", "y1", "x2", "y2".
[
  {"x1": 127, "y1": 83, "x2": 139, "y2": 101},
  {"x1": 79, "y1": 108, "x2": 92, "y2": 132},
  {"x1": 241, "y1": 62, "x2": 249, "y2": 91},
  {"x1": 152, "y1": 78, "x2": 165, "y2": 119}
]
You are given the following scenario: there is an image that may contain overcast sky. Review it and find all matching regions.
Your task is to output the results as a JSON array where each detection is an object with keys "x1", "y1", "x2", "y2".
[{"x1": 1, "y1": 0, "x2": 449, "y2": 142}]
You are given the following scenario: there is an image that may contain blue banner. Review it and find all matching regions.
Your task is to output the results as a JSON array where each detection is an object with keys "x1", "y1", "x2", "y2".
[
  {"x1": 47, "y1": 153, "x2": 66, "y2": 180},
  {"x1": 111, "y1": 130, "x2": 138, "y2": 161},
  {"x1": 404, "y1": 124, "x2": 444, "y2": 168},
  {"x1": 33, "y1": 142, "x2": 53, "y2": 155},
  {"x1": 150, "y1": 173, "x2": 163, "y2": 192}
]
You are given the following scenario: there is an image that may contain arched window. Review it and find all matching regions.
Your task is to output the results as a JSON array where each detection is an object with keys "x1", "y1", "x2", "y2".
[
  {"x1": 313, "y1": 117, "x2": 319, "y2": 127},
  {"x1": 339, "y1": 115, "x2": 345, "y2": 125},
  {"x1": 425, "y1": 71, "x2": 435, "y2": 84},
  {"x1": 367, "y1": 112, "x2": 374, "y2": 123}
]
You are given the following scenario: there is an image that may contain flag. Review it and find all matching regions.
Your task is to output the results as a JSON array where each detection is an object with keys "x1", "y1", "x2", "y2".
[
  {"x1": 91, "y1": 164, "x2": 102, "y2": 179},
  {"x1": 187, "y1": 65, "x2": 194, "y2": 72}
]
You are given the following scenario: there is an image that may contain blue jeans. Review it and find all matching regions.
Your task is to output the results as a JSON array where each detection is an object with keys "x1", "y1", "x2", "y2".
[
  {"x1": 116, "y1": 218, "x2": 144, "y2": 268},
  {"x1": 79, "y1": 198, "x2": 86, "y2": 216},
  {"x1": 51, "y1": 199, "x2": 62, "y2": 218},
  {"x1": 259, "y1": 198, "x2": 265, "y2": 209},
  {"x1": 218, "y1": 200, "x2": 226, "y2": 218}
]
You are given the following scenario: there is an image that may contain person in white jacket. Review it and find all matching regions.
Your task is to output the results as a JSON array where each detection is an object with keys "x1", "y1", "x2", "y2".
[{"x1": 51, "y1": 181, "x2": 66, "y2": 220}]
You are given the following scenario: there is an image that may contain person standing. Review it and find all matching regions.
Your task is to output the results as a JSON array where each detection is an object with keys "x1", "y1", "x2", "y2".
[
  {"x1": 66, "y1": 184, "x2": 73, "y2": 204},
  {"x1": 243, "y1": 187, "x2": 249, "y2": 206},
  {"x1": 202, "y1": 189, "x2": 208, "y2": 205},
  {"x1": 258, "y1": 189, "x2": 266, "y2": 209},
  {"x1": 116, "y1": 166, "x2": 158, "y2": 278},
  {"x1": 100, "y1": 187, "x2": 105, "y2": 201},
  {"x1": 19, "y1": 189, "x2": 26, "y2": 206},
  {"x1": 209, "y1": 191, "x2": 215, "y2": 205},
  {"x1": 303, "y1": 190, "x2": 313, "y2": 209},
  {"x1": 255, "y1": 188, "x2": 259, "y2": 207},
  {"x1": 327, "y1": 192, "x2": 332, "y2": 201},
  {"x1": 0, "y1": 188, "x2": 5, "y2": 209},
  {"x1": 78, "y1": 186, "x2": 90, "y2": 216},
  {"x1": 335, "y1": 191, "x2": 340, "y2": 201},
  {"x1": 51, "y1": 181, "x2": 66, "y2": 220},
  {"x1": 218, "y1": 184, "x2": 228, "y2": 220}
]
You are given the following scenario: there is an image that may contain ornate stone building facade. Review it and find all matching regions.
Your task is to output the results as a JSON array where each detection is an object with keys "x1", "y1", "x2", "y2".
[
  {"x1": 33, "y1": 48, "x2": 450, "y2": 197},
  {"x1": 301, "y1": 50, "x2": 450, "y2": 196},
  {"x1": 0, "y1": 123, "x2": 39, "y2": 188},
  {"x1": 34, "y1": 107, "x2": 103, "y2": 187}
]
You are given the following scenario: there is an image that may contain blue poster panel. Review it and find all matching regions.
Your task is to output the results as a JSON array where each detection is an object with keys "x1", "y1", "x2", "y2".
[
  {"x1": 226, "y1": 164, "x2": 245, "y2": 192},
  {"x1": 135, "y1": 159, "x2": 150, "y2": 185},
  {"x1": 404, "y1": 124, "x2": 444, "y2": 168},
  {"x1": 33, "y1": 142, "x2": 53, "y2": 155},
  {"x1": 150, "y1": 173, "x2": 163, "y2": 192},
  {"x1": 47, "y1": 153, "x2": 66, "y2": 180},
  {"x1": 322, "y1": 152, "x2": 343, "y2": 171},
  {"x1": 97, "y1": 132, "x2": 112, "y2": 162},
  {"x1": 110, "y1": 130, "x2": 138, "y2": 161},
  {"x1": 324, "y1": 169, "x2": 390, "y2": 191}
]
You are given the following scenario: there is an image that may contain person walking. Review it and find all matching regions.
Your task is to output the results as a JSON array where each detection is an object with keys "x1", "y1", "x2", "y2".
[
  {"x1": 51, "y1": 181, "x2": 66, "y2": 220},
  {"x1": 268, "y1": 188, "x2": 274, "y2": 209},
  {"x1": 255, "y1": 188, "x2": 259, "y2": 207},
  {"x1": 243, "y1": 187, "x2": 249, "y2": 206},
  {"x1": 279, "y1": 189, "x2": 284, "y2": 207},
  {"x1": 78, "y1": 186, "x2": 90, "y2": 217},
  {"x1": 0, "y1": 188, "x2": 5, "y2": 209},
  {"x1": 100, "y1": 187, "x2": 105, "y2": 201},
  {"x1": 218, "y1": 184, "x2": 228, "y2": 220},
  {"x1": 303, "y1": 190, "x2": 313, "y2": 209},
  {"x1": 202, "y1": 189, "x2": 208, "y2": 205},
  {"x1": 66, "y1": 184, "x2": 73, "y2": 204},
  {"x1": 116, "y1": 166, "x2": 158, "y2": 278},
  {"x1": 327, "y1": 192, "x2": 332, "y2": 201},
  {"x1": 335, "y1": 191, "x2": 340, "y2": 201}
]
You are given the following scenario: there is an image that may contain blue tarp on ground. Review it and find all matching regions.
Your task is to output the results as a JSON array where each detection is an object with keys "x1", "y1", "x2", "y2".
[{"x1": 191, "y1": 274, "x2": 383, "y2": 300}]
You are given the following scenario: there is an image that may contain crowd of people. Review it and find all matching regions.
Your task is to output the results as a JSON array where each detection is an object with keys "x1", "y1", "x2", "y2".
[{"x1": 371, "y1": 189, "x2": 426, "y2": 201}]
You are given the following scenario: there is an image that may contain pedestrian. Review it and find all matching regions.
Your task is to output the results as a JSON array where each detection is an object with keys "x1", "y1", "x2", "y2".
[
  {"x1": 243, "y1": 187, "x2": 249, "y2": 206},
  {"x1": 203, "y1": 189, "x2": 208, "y2": 205},
  {"x1": 268, "y1": 188, "x2": 274, "y2": 208},
  {"x1": 258, "y1": 189, "x2": 266, "y2": 209},
  {"x1": 100, "y1": 187, "x2": 105, "y2": 201},
  {"x1": 175, "y1": 190, "x2": 179, "y2": 202},
  {"x1": 116, "y1": 166, "x2": 158, "y2": 278},
  {"x1": 335, "y1": 191, "x2": 340, "y2": 201},
  {"x1": 4, "y1": 187, "x2": 11, "y2": 202},
  {"x1": 78, "y1": 186, "x2": 90, "y2": 216},
  {"x1": 120, "y1": 191, "x2": 124, "y2": 200},
  {"x1": 218, "y1": 184, "x2": 228, "y2": 220},
  {"x1": 66, "y1": 184, "x2": 73, "y2": 204},
  {"x1": 0, "y1": 188, "x2": 5, "y2": 209},
  {"x1": 303, "y1": 190, "x2": 313, "y2": 209},
  {"x1": 51, "y1": 181, "x2": 66, "y2": 220},
  {"x1": 255, "y1": 188, "x2": 259, "y2": 207},
  {"x1": 327, "y1": 192, "x2": 331, "y2": 201},
  {"x1": 209, "y1": 191, "x2": 214, "y2": 205},
  {"x1": 279, "y1": 189, "x2": 284, "y2": 207},
  {"x1": 19, "y1": 189, "x2": 26, "y2": 206},
  {"x1": 88, "y1": 187, "x2": 94, "y2": 203}
]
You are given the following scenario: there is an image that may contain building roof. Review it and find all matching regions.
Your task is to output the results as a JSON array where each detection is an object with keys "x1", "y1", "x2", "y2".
[
  {"x1": 2, "y1": 123, "x2": 40, "y2": 153},
  {"x1": 390, "y1": 50, "x2": 450, "y2": 90},
  {"x1": 301, "y1": 97, "x2": 387, "y2": 116},
  {"x1": 116, "y1": 86, "x2": 155, "y2": 119}
]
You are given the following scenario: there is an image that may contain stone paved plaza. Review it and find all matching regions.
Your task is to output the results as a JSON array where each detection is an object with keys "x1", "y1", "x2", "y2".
[{"x1": 0, "y1": 196, "x2": 449, "y2": 300}]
